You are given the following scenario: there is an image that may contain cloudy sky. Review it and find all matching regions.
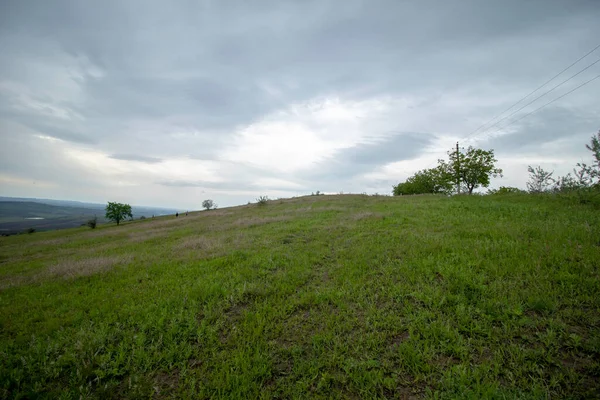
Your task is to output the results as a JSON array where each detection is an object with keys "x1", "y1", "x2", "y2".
[{"x1": 1, "y1": 0, "x2": 599, "y2": 209}]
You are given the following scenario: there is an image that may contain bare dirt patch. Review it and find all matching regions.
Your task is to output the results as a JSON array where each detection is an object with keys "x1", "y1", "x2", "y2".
[
  {"x1": 389, "y1": 331, "x2": 410, "y2": 347},
  {"x1": 219, "y1": 302, "x2": 251, "y2": 343},
  {"x1": 152, "y1": 369, "x2": 180, "y2": 399}
]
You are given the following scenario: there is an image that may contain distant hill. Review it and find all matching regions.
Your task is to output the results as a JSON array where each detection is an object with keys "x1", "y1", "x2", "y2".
[{"x1": 0, "y1": 197, "x2": 178, "y2": 235}]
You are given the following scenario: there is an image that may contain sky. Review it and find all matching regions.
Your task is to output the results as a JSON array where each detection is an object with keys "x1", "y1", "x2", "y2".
[{"x1": 0, "y1": 0, "x2": 599, "y2": 210}]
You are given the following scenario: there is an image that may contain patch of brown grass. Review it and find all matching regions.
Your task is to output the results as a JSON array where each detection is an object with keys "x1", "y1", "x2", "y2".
[
  {"x1": 352, "y1": 211, "x2": 383, "y2": 220},
  {"x1": 127, "y1": 228, "x2": 171, "y2": 243},
  {"x1": 176, "y1": 235, "x2": 221, "y2": 252},
  {"x1": 30, "y1": 238, "x2": 70, "y2": 247},
  {"x1": 229, "y1": 216, "x2": 291, "y2": 228},
  {"x1": 152, "y1": 369, "x2": 180, "y2": 399},
  {"x1": 45, "y1": 255, "x2": 134, "y2": 279},
  {"x1": 293, "y1": 206, "x2": 348, "y2": 213},
  {"x1": 0, "y1": 254, "x2": 134, "y2": 290}
]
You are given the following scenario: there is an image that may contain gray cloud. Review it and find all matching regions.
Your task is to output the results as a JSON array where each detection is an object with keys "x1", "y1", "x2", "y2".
[
  {"x1": 109, "y1": 154, "x2": 162, "y2": 164},
  {"x1": 483, "y1": 107, "x2": 600, "y2": 154},
  {"x1": 304, "y1": 133, "x2": 435, "y2": 181},
  {"x1": 1, "y1": 0, "x2": 599, "y2": 207}
]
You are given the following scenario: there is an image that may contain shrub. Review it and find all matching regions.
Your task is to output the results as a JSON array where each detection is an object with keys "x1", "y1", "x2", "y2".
[
  {"x1": 139, "y1": 216, "x2": 146, "y2": 220},
  {"x1": 393, "y1": 168, "x2": 452, "y2": 195},
  {"x1": 488, "y1": 186, "x2": 526, "y2": 195},
  {"x1": 256, "y1": 195, "x2": 269, "y2": 206},
  {"x1": 527, "y1": 166, "x2": 554, "y2": 193},
  {"x1": 26, "y1": 228, "x2": 36, "y2": 234},
  {"x1": 86, "y1": 216, "x2": 98, "y2": 229}
]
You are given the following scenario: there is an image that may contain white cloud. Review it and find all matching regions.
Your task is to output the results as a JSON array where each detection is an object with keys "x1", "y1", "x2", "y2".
[{"x1": 220, "y1": 96, "x2": 397, "y2": 173}]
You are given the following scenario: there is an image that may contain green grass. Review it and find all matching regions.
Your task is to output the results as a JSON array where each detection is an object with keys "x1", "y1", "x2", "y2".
[{"x1": 1, "y1": 194, "x2": 599, "y2": 399}]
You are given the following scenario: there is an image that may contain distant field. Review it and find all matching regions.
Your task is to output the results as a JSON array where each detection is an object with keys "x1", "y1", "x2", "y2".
[
  {"x1": 1, "y1": 194, "x2": 599, "y2": 398},
  {"x1": 0, "y1": 201, "x2": 107, "y2": 235},
  {"x1": 0, "y1": 200, "x2": 177, "y2": 235}
]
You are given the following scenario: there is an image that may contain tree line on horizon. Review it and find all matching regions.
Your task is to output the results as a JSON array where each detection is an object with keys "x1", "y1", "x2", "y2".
[{"x1": 393, "y1": 130, "x2": 600, "y2": 199}]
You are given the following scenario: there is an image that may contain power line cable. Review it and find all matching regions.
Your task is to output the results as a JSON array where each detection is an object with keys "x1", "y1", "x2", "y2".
[
  {"x1": 480, "y1": 73, "x2": 600, "y2": 139},
  {"x1": 465, "y1": 57, "x2": 600, "y2": 141},
  {"x1": 463, "y1": 42, "x2": 600, "y2": 140},
  {"x1": 407, "y1": 44, "x2": 600, "y2": 175}
]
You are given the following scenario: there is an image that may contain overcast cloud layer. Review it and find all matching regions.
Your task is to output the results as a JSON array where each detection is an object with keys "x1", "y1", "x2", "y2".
[{"x1": 1, "y1": 0, "x2": 599, "y2": 209}]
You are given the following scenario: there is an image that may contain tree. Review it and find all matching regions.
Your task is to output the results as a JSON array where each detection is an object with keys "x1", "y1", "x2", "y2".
[
  {"x1": 526, "y1": 166, "x2": 554, "y2": 193},
  {"x1": 576, "y1": 130, "x2": 600, "y2": 184},
  {"x1": 441, "y1": 146, "x2": 503, "y2": 195},
  {"x1": 202, "y1": 199, "x2": 217, "y2": 210},
  {"x1": 553, "y1": 130, "x2": 600, "y2": 195},
  {"x1": 393, "y1": 167, "x2": 452, "y2": 195},
  {"x1": 105, "y1": 202, "x2": 132, "y2": 225}
]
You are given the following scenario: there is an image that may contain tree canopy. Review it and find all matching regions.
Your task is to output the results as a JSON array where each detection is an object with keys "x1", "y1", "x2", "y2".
[
  {"x1": 393, "y1": 168, "x2": 451, "y2": 195},
  {"x1": 105, "y1": 202, "x2": 132, "y2": 225},
  {"x1": 202, "y1": 199, "x2": 217, "y2": 210},
  {"x1": 393, "y1": 145, "x2": 502, "y2": 196},
  {"x1": 439, "y1": 145, "x2": 503, "y2": 195}
]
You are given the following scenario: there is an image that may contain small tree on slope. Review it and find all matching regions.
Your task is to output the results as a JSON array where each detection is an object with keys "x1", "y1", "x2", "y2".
[
  {"x1": 105, "y1": 202, "x2": 132, "y2": 226},
  {"x1": 202, "y1": 199, "x2": 217, "y2": 210}
]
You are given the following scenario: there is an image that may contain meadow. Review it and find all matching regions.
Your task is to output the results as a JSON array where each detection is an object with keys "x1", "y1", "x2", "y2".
[{"x1": 0, "y1": 194, "x2": 599, "y2": 399}]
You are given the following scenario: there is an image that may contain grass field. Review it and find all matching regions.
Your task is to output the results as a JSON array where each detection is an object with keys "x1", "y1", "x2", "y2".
[{"x1": 1, "y1": 194, "x2": 599, "y2": 399}]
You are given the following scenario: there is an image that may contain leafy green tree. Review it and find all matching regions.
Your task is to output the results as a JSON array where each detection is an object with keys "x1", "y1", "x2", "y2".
[
  {"x1": 441, "y1": 146, "x2": 503, "y2": 195},
  {"x1": 105, "y1": 202, "x2": 132, "y2": 225},
  {"x1": 393, "y1": 168, "x2": 452, "y2": 195}
]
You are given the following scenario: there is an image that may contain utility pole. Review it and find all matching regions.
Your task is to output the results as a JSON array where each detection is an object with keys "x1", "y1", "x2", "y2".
[{"x1": 456, "y1": 142, "x2": 461, "y2": 194}]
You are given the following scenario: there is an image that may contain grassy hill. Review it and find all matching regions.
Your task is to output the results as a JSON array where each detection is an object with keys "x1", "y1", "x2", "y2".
[{"x1": 1, "y1": 194, "x2": 599, "y2": 399}]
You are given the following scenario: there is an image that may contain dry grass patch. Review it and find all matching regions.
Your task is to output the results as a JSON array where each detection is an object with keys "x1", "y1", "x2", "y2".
[
  {"x1": 138, "y1": 218, "x2": 182, "y2": 230},
  {"x1": 0, "y1": 255, "x2": 134, "y2": 290},
  {"x1": 45, "y1": 255, "x2": 134, "y2": 279},
  {"x1": 128, "y1": 228, "x2": 172, "y2": 243},
  {"x1": 176, "y1": 235, "x2": 221, "y2": 252},
  {"x1": 197, "y1": 210, "x2": 232, "y2": 218},
  {"x1": 229, "y1": 216, "x2": 291, "y2": 229},
  {"x1": 29, "y1": 238, "x2": 70, "y2": 247},
  {"x1": 352, "y1": 211, "x2": 384, "y2": 220},
  {"x1": 291, "y1": 206, "x2": 348, "y2": 214}
]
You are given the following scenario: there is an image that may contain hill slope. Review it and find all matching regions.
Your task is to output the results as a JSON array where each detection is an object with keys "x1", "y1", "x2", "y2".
[{"x1": 1, "y1": 194, "x2": 599, "y2": 398}]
